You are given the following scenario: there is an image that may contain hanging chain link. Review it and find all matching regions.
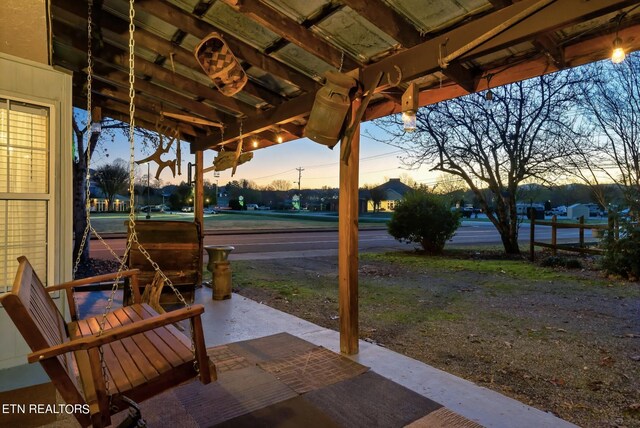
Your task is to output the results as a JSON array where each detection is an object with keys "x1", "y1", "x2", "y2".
[
  {"x1": 339, "y1": 51, "x2": 344, "y2": 73},
  {"x1": 73, "y1": 0, "x2": 125, "y2": 280},
  {"x1": 97, "y1": 0, "x2": 197, "y2": 380}
]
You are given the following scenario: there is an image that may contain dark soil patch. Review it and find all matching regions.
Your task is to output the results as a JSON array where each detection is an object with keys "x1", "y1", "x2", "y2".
[
  {"x1": 233, "y1": 252, "x2": 640, "y2": 428},
  {"x1": 74, "y1": 257, "x2": 121, "y2": 279}
]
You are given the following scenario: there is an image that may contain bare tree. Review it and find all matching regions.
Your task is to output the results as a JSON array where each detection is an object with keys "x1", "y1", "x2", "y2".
[
  {"x1": 374, "y1": 72, "x2": 582, "y2": 254},
  {"x1": 93, "y1": 159, "x2": 130, "y2": 211},
  {"x1": 72, "y1": 109, "x2": 159, "y2": 267},
  {"x1": 266, "y1": 179, "x2": 292, "y2": 191},
  {"x1": 567, "y1": 53, "x2": 640, "y2": 215}
]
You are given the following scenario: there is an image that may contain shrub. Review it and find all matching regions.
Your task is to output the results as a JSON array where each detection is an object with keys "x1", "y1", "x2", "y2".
[
  {"x1": 601, "y1": 219, "x2": 640, "y2": 280},
  {"x1": 387, "y1": 190, "x2": 461, "y2": 254},
  {"x1": 540, "y1": 256, "x2": 583, "y2": 269}
]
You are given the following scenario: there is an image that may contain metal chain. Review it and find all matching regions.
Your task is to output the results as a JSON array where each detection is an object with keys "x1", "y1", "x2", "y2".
[
  {"x1": 339, "y1": 51, "x2": 344, "y2": 73},
  {"x1": 72, "y1": 0, "x2": 94, "y2": 279},
  {"x1": 97, "y1": 0, "x2": 197, "y2": 375},
  {"x1": 72, "y1": 0, "x2": 124, "y2": 279}
]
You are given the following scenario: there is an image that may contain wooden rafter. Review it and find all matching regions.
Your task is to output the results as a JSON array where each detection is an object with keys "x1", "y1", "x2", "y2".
[
  {"x1": 54, "y1": 0, "x2": 286, "y2": 108},
  {"x1": 533, "y1": 33, "x2": 566, "y2": 69},
  {"x1": 52, "y1": 20, "x2": 257, "y2": 117},
  {"x1": 220, "y1": 0, "x2": 360, "y2": 70},
  {"x1": 339, "y1": 0, "x2": 424, "y2": 48},
  {"x1": 440, "y1": 62, "x2": 479, "y2": 94},
  {"x1": 194, "y1": 0, "x2": 636, "y2": 151},
  {"x1": 135, "y1": 0, "x2": 319, "y2": 93},
  {"x1": 361, "y1": 23, "x2": 640, "y2": 122}
]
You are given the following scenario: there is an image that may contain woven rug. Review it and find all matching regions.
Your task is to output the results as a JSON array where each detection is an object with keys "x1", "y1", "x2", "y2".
[{"x1": 32, "y1": 332, "x2": 482, "y2": 427}]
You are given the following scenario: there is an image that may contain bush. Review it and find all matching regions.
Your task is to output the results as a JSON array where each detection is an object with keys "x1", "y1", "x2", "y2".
[
  {"x1": 601, "y1": 220, "x2": 640, "y2": 280},
  {"x1": 540, "y1": 256, "x2": 582, "y2": 269},
  {"x1": 387, "y1": 190, "x2": 461, "y2": 254}
]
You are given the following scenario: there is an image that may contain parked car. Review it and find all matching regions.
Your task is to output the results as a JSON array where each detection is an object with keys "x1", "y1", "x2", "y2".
[
  {"x1": 181, "y1": 206, "x2": 193, "y2": 212},
  {"x1": 246, "y1": 203, "x2": 258, "y2": 210},
  {"x1": 256, "y1": 205, "x2": 271, "y2": 210},
  {"x1": 203, "y1": 208, "x2": 218, "y2": 215}
]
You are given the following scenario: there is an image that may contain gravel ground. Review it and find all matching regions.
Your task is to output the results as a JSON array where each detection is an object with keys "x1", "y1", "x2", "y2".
[{"x1": 232, "y1": 252, "x2": 640, "y2": 428}]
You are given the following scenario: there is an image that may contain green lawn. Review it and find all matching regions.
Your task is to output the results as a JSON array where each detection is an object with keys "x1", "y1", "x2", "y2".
[{"x1": 90, "y1": 211, "x2": 385, "y2": 233}]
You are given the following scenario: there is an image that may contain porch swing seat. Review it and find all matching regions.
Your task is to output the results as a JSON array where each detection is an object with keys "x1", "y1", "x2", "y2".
[{"x1": 1, "y1": 257, "x2": 216, "y2": 428}]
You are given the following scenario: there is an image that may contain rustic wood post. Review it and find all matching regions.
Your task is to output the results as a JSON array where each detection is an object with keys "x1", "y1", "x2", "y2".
[
  {"x1": 195, "y1": 150, "x2": 205, "y2": 286},
  {"x1": 530, "y1": 215, "x2": 535, "y2": 261},
  {"x1": 608, "y1": 211, "x2": 614, "y2": 240},
  {"x1": 338, "y1": 99, "x2": 360, "y2": 355},
  {"x1": 551, "y1": 215, "x2": 557, "y2": 256},
  {"x1": 579, "y1": 215, "x2": 585, "y2": 248}
]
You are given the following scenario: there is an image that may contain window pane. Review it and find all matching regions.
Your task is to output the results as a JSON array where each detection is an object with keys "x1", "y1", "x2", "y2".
[
  {"x1": 0, "y1": 200, "x2": 48, "y2": 292},
  {"x1": 0, "y1": 102, "x2": 49, "y2": 194}
]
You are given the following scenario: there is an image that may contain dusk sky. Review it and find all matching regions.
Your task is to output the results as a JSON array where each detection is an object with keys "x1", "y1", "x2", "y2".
[{"x1": 95, "y1": 120, "x2": 442, "y2": 189}]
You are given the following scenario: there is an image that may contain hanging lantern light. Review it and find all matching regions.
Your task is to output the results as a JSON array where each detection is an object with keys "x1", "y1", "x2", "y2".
[{"x1": 401, "y1": 82, "x2": 418, "y2": 132}]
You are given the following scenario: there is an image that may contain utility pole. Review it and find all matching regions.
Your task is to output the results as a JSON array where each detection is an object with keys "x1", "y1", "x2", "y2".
[
  {"x1": 296, "y1": 167, "x2": 304, "y2": 192},
  {"x1": 296, "y1": 167, "x2": 304, "y2": 210}
]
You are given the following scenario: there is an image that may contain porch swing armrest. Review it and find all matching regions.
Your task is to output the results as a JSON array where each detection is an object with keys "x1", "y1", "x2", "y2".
[
  {"x1": 28, "y1": 304, "x2": 205, "y2": 363},
  {"x1": 47, "y1": 269, "x2": 141, "y2": 292}
]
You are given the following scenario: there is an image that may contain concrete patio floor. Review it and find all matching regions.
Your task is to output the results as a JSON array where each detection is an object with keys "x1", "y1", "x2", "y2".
[
  {"x1": 198, "y1": 288, "x2": 576, "y2": 428},
  {"x1": 0, "y1": 285, "x2": 577, "y2": 428}
]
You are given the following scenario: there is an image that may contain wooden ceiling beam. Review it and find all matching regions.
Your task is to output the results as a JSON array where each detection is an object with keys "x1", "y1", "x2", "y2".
[
  {"x1": 441, "y1": 62, "x2": 479, "y2": 94},
  {"x1": 339, "y1": 0, "x2": 424, "y2": 48},
  {"x1": 361, "y1": 0, "x2": 637, "y2": 89},
  {"x1": 59, "y1": 46, "x2": 231, "y2": 125},
  {"x1": 53, "y1": 0, "x2": 285, "y2": 107},
  {"x1": 192, "y1": 92, "x2": 315, "y2": 151},
  {"x1": 90, "y1": 95, "x2": 199, "y2": 138},
  {"x1": 362, "y1": 22, "x2": 640, "y2": 122},
  {"x1": 220, "y1": 0, "x2": 360, "y2": 70},
  {"x1": 533, "y1": 33, "x2": 566, "y2": 69},
  {"x1": 52, "y1": 20, "x2": 256, "y2": 117},
  {"x1": 194, "y1": 0, "x2": 635, "y2": 151},
  {"x1": 135, "y1": 0, "x2": 319, "y2": 93},
  {"x1": 484, "y1": 0, "x2": 566, "y2": 69},
  {"x1": 488, "y1": 0, "x2": 514, "y2": 9},
  {"x1": 88, "y1": 79, "x2": 209, "y2": 132}
]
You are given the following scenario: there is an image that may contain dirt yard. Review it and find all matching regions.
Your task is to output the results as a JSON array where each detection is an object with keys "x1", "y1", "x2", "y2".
[{"x1": 232, "y1": 250, "x2": 640, "y2": 428}]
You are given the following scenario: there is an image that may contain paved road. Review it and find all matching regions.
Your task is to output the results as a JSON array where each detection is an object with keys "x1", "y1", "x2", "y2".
[{"x1": 89, "y1": 221, "x2": 588, "y2": 261}]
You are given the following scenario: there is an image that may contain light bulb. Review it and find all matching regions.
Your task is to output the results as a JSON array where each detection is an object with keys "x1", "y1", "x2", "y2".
[
  {"x1": 402, "y1": 111, "x2": 416, "y2": 132},
  {"x1": 611, "y1": 38, "x2": 626, "y2": 64},
  {"x1": 277, "y1": 134, "x2": 283, "y2": 143},
  {"x1": 252, "y1": 139, "x2": 258, "y2": 148}
]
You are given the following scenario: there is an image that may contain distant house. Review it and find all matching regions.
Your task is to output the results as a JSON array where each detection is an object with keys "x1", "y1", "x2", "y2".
[
  {"x1": 88, "y1": 169, "x2": 130, "y2": 212},
  {"x1": 366, "y1": 178, "x2": 413, "y2": 212}
]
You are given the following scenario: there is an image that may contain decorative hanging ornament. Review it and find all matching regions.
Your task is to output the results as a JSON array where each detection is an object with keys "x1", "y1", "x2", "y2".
[{"x1": 194, "y1": 32, "x2": 248, "y2": 96}]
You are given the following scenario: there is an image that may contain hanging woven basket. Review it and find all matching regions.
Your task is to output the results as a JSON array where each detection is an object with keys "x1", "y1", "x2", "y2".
[{"x1": 194, "y1": 32, "x2": 248, "y2": 97}]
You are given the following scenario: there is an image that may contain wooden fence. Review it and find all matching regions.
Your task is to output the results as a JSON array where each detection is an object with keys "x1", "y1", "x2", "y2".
[{"x1": 529, "y1": 215, "x2": 614, "y2": 261}]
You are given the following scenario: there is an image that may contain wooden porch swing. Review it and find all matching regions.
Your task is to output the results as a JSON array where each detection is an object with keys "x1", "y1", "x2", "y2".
[{"x1": 1, "y1": 257, "x2": 213, "y2": 427}]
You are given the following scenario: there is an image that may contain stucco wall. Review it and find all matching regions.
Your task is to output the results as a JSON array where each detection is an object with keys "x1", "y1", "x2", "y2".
[{"x1": 0, "y1": 0, "x2": 49, "y2": 65}]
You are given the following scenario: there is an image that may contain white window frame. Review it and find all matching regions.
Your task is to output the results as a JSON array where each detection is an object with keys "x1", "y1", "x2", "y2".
[{"x1": 0, "y1": 95, "x2": 56, "y2": 290}]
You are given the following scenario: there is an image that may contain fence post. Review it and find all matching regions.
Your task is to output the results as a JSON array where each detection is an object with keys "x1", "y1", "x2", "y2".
[
  {"x1": 551, "y1": 215, "x2": 557, "y2": 256},
  {"x1": 579, "y1": 215, "x2": 585, "y2": 247},
  {"x1": 608, "y1": 211, "x2": 614, "y2": 240},
  {"x1": 530, "y1": 215, "x2": 535, "y2": 261}
]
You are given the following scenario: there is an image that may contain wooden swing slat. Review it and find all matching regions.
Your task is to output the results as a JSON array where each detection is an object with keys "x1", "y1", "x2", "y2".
[{"x1": 2, "y1": 257, "x2": 215, "y2": 428}]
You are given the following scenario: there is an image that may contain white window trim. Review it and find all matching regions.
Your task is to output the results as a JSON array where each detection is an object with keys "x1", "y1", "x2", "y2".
[{"x1": 0, "y1": 96, "x2": 56, "y2": 290}]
